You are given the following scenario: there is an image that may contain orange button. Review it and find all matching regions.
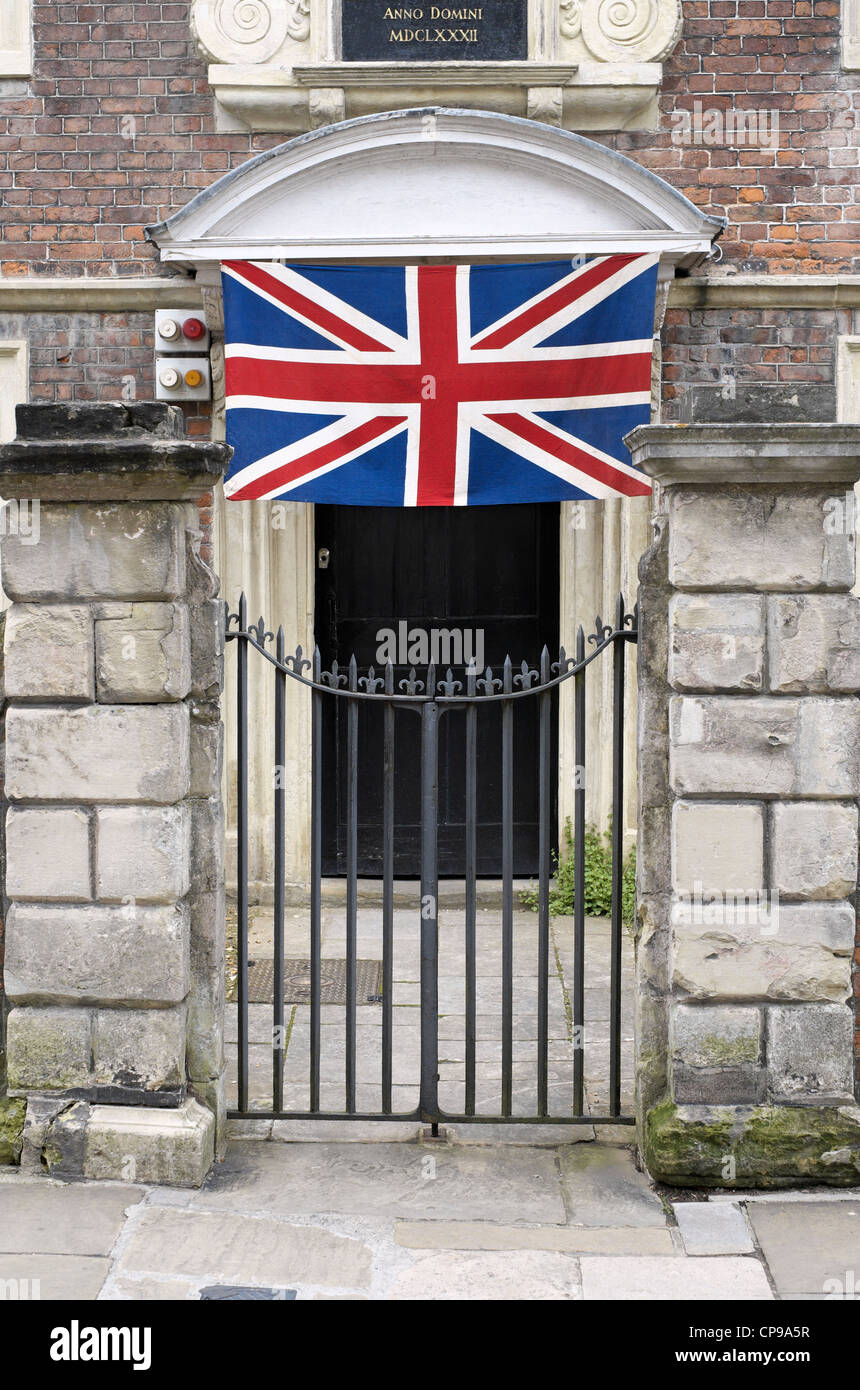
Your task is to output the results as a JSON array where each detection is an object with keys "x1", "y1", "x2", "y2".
[{"x1": 185, "y1": 369, "x2": 204, "y2": 388}]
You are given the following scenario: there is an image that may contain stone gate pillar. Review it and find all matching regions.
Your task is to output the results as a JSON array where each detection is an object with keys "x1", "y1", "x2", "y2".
[
  {"x1": 0, "y1": 404, "x2": 230, "y2": 1186},
  {"x1": 628, "y1": 423, "x2": 860, "y2": 1187}
]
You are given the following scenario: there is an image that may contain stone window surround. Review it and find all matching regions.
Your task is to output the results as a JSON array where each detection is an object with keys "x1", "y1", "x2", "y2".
[
  {"x1": 0, "y1": 0, "x2": 31, "y2": 77},
  {"x1": 191, "y1": 0, "x2": 685, "y2": 133},
  {"x1": 0, "y1": 340, "x2": 28, "y2": 445},
  {"x1": 836, "y1": 336, "x2": 860, "y2": 599},
  {"x1": 837, "y1": 336, "x2": 860, "y2": 423},
  {"x1": 844, "y1": 0, "x2": 860, "y2": 69}
]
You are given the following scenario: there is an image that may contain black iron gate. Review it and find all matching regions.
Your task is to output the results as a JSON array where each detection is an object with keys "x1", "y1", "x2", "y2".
[{"x1": 226, "y1": 594, "x2": 637, "y2": 1129}]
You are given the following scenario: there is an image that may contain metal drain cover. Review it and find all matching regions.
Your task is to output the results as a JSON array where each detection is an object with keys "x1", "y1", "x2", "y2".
[
  {"x1": 246, "y1": 958, "x2": 383, "y2": 1005},
  {"x1": 200, "y1": 1286, "x2": 296, "y2": 1301}
]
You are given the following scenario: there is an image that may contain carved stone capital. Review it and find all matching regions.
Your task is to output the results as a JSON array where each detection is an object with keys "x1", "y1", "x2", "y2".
[
  {"x1": 308, "y1": 86, "x2": 346, "y2": 128},
  {"x1": 191, "y1": 0, "x2": 308, "y2": 65},
  {"x1": 559, "y1": 0, "x2": 582, "y2": 39},
  {"x1": 527, "y1": 85, "x2": 565, "y2": 126},
  {"x1": 578, "y1": 0, "x2": 683, "y2": 64}
]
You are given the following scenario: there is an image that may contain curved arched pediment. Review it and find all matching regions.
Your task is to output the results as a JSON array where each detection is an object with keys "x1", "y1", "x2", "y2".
[{"x1": 147, "y1": 108, "x2": 723, "y2": 269}]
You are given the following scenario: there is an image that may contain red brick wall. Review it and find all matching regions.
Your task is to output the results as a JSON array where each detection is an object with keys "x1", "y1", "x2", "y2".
[
  {"x1": 623, "y1": 0, "x2": 857, "y2": 276},
  {"x1": 0, "y1": 1, "x2": 854, "y2": 416},
  {"x1": 2, "y1": 1, "x2": 270, "y2": 283},
  {"x1": 0, "y1": 1, "x2": 854, "y2": 290},
  {"x1": 660, "y1": 304, "x2": 851, "y2": 420}
]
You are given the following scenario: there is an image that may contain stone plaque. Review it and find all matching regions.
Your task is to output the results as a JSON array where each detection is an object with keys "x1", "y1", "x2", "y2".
[{"x1": 341, "y1": 0, "x2": 528, "y2": 62}]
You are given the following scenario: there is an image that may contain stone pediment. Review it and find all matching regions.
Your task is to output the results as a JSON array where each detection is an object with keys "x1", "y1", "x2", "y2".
[
  {"x1": 191, "y1": 0, "x2": 684, "y2": 133},
  {"x1": 147, "y1": 108, "x2": 723, "y2": 270}
]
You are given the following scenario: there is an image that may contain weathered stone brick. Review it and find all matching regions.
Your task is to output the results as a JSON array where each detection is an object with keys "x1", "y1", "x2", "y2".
[
  {"x1": 189, "y1": 711, "x2": 222, "y2": 798},
  {"x1": 5, "y1": 704, "x2": 189, "y2": 803},
  {"x1": 672, "y1": 901, "x2": 854, "y2": 1002},
  {"x1": 766, "y1": 1004, "x2": 855, "y2": 1101},
  {"x1": 190, "y1": 598, "x2": 224, "y2": 699},
  {"x1": 0, "y1": 504, "x2": 186, "y2": 602},
  {"x1": 767, "y1": 594, "x2": 860, "y2": 693},
  {"x1": 672, "y1": 800, "x2": 764, "y2": 894},
  {"x1": 187, "y1": 885, "x2": 226, "y2": 1084},
  {"x1": 5, "y1": 806, "x2": 91, "y2": 901},
  {"x1": 669, "y1": 695, "x2": 860, "y2": 797},
  {"x1": 82, "y1": 1100, "x2": 215, "y2": 1188},
  {"x1": 4, "y1": 903, "x2": 190, "y2": 1007},
  {"x1": 668, "y1": 491, "x2": 854, "y2": 592},
  {"x1": 93, "y1": 1006, "x2": 186, "y2": 1094},
  {"x1": 190, "y1": 797, "x2": 225, "y2": 896},
  {"x1": 95, "y1": 805, "x2": 190, "y2": 902},
  {"x1": 3, "y1": 604, "x2": 93, "y2": 700},
  {"x1": 771, "y1": 801, "x2": 858, "y2": 900},
  {"x1": 672, "y1": 1004, "x2": 763, "y2": 1067},
  {"x1": 672, "y1": 1064, "x2": 767, "y2": 1106},
  {"x1": 95, "y1": 602, "x2": 190, "y2": 702},
  {"x1": 669, "y1": 594, "x2": 765, "y2": 692},
  {"x1": 6, "y1": 1006, "x2": 92, "y2": 1092},
  {"x1": 671, "y1": 1000, "x2": 766, "y2": 1105}
]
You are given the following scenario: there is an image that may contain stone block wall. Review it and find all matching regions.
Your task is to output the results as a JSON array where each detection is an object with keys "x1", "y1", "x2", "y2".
[
  {"x1": 0, "y1": 402, "x2": 229, "y2": 1185},
  {"x1": 629, "y1": 422, "x2": 860, "y2": 1187}
]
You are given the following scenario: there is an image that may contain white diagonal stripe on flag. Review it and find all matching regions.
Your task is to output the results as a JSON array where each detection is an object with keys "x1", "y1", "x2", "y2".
[
  {"x1": 223, "y1": 262, "x2": 410, "y2": 355},
  {"x1": 224, "y1": 411, "x2": 414, "y2": 500}
]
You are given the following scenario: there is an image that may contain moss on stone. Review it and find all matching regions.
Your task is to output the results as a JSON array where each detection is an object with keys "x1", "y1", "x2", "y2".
[
  {"x1": 0, "y1": 1096, "x2": 26, "y2": 1165},
  {"x1": 41, "y1": 1142, "x2": 63, "y2": 1173},
  {"x1": 695, "y1": 1033, "x2": 759, "y2": 1067},
  {"x1": 645, "y1": 1096, "x2": 860, "y2": 1189}
]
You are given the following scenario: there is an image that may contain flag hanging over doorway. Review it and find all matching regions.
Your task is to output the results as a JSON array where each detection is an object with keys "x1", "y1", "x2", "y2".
[{"x1": 221, "y1": 256, "x2": 657, "y2": 506}]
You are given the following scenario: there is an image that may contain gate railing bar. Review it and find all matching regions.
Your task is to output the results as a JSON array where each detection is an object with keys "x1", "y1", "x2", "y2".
[
  {"x1": 382, "y1": 660, "x2": 395, "y2": 1114},
  {"x1": 224, "y1": 595, "x2": 639, "y2": 1127},
  {"x1": 310, "y1": 644, "x2": 323, "y2": 1112},
  {"x1": 346, "y1": 655, "x2": 359, "y2": 1113},
  {"x1": 501, "y1": 655, "x2": 514, "y2": 1118},
  {"x1": 572, "y1": 623, "x2": 586, "y2": 1116},
  {"x1": 236, "y1": 1110, "x2": 631, "y2": 1124},
  {"x1": 227, "y1": 617, "x2": 632, "y2": 703},
  {"x1": 419, "y1": 673, "x2": 440, "y2": 1126},
  {"x1": 610, "y1": 593, "x2": 631, "y2": 1117},
  {"x1": 537, "y1": 645, "x2": 551, "y2": 1118},
  {"x1": 464, "y1": 662, "x2": 477, "y2": 1115},
  {"x1": 236, "y1": 592, "x2": 249, "y2": 1114},
  {"x1": 273, "y1": 626, "x2": 286, "y2": 1112}
]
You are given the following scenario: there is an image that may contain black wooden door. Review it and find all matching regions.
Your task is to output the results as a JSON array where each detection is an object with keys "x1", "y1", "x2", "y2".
[{"x1": 316, "y1": 504, "x2": 559, "y2": 876}]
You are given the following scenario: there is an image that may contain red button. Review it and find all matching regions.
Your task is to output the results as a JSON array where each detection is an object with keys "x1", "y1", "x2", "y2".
[{"x1": 183, "y1": 317, "x2": 206, "y2": 340}]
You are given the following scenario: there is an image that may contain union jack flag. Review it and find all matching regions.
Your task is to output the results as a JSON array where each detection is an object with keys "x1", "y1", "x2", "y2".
[{"x1": 222, "y1": 256, "x2": 657, "y2": 506}]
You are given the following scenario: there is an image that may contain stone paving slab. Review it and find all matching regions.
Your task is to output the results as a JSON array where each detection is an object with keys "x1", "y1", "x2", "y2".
[
  {"x1": 104, "y1": 1276, "x2": 198, "y2": 1301},
  {"x1": 0, "y1": 1254, "x2": 110, "y2": 1300},
  {"x1": 580, "y1": 1255, "x2": 774, "y2": 1301},
  {"x1": 2, "y1": 1140, "x2": 855, "y2": 1301},
  {"x1": 229, "y1": 905, "x2": 635, "y2": 1126},
  {"x1": 675, "y1": 1201, "x2": 755, "y2": 1255},
  {"x1": 388, "y1": 1249, "x2": 582, "y2": 1299},
  {"x1": 437, "y1": 1013, "x2": 572, "y2": 1041},
  {"x1": 559, "y1": 1145, "x2": 667, "y2": 1228},
  {"x1": 0, "y1": 1181, "x2": 144, "y2": 1256},
  {"x1": 395, "y1": 1220, "x2": 675, "y2": 1254},
  {"x1": 446, "y1": 1123, "x2": 595, "y2": 1145},
  {"x1": 435, "y1": 1080, "x2": 587, "y2": 1119},
  {"x1": 269, "y1": 1120, "x2": 423, "y2": 1143},
  {"x1": 187, "y1": 1141, "x2": 568, "y2": 1223},
  {"x1": 115, "y1": 1207, "x2": 373, "y2": 1290},
  {"x1": 747, "y1": 1200, "x2": 860, "y2": 1297},
  {"x1": 254, "y1": 1120, "x2": 594, "y2": 1145}
]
